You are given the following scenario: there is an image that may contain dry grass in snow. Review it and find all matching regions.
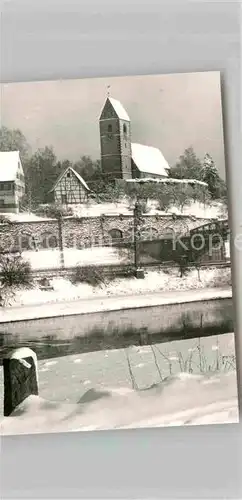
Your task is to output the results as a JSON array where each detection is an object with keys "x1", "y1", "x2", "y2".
[
  {"x1": 0, "y1": 332, "x2": 238, "y2": 434},
  {"x1": 9, "y1": 267, "x2": 232, "y2": 307},
  {"x1": 71, "y1": 199, "x2": 225, "y2": 220},
  {"x1": 1, "y1": 200, "x2": 226, "y2": 223}
]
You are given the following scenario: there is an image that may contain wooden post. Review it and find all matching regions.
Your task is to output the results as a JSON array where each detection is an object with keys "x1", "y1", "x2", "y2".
[
  {"x1": 133, "y1": 201, "x2": 139, "y2": 271},
  {"x1": 133, "y1": 201, "x2": 145, "y2": 278},
  {"x1": 57, "y1": 214, "x2": 65, "y2": 268},
  {"x1": 3, "y1": 347, "x2": 38, "y2": 417}
]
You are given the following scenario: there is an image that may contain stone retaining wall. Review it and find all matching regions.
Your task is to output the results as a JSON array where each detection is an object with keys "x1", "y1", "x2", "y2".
[{"x1": 0, "y1": 213, "x2": 211, "y2": 253}]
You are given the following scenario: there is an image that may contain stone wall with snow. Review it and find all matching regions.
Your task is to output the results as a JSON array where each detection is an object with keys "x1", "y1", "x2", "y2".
[{"x1": 0, "y1": 213, "x2": 217, "y2": 254}]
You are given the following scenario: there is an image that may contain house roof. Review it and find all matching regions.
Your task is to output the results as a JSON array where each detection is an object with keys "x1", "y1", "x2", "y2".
[
  {"x1": 100, "y1": 97, "x2": 130, "y2": 122},
  {"x1": 50, "y1": 167, "x2": 90, "y2": 193},
  {"x1": 73, "y1": 168, "x2": 90, "y2": 191},
  {"x1": 131, "y1": 143, "x2": 170, "y2": 177},
  {"x1": 0, "y1": 151, "x2": 21, "y2": 181}
]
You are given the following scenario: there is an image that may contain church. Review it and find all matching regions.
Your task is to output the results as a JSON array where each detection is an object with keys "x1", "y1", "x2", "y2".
[{"x1": 99, "y1": 96, "x2": 170, "y2": 183}]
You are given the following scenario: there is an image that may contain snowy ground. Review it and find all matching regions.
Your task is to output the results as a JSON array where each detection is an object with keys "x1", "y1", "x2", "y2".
[
  {"x1": 0, "y1": 200, "x2": 226, "y2": 222},
  {"x1": 21, "y1": 243, "x2": 231, "y2": 271},
  {"x1": 1, "y1": 267, "x2": 232, "y2": 314},
  {"x1": 68, "y1": 200, "x2": 226, "y2": 220},
  {"x1": 22, "y1": 247, "x2": 128, "y2": 269},
  {"x1": 0, "y1": 333, "x2": 238, "y2": 435},
  {"x1": 0, "y1": 212, "x2": 54, "y2": 223}
]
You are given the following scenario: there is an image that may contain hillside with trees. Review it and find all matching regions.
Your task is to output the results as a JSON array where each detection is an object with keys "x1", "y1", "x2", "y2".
[{"x1": 0, "y1": 127, "x2": 227, "y2": 214}]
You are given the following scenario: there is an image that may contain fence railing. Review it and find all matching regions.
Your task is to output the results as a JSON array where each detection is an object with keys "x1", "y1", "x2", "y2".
[{"x1": 31, "y1": 259, "x2": 231, "y2": 280}]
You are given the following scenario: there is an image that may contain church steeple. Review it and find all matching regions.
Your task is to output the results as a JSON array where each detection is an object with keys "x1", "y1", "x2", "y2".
[{"x1": 99, "y1": 96, "x2": 132, "y2": 183}]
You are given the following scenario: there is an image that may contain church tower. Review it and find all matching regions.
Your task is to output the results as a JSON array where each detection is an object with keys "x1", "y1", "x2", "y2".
[{"x1": 99, "y1": 96, "x2": 132, "y2": 183}]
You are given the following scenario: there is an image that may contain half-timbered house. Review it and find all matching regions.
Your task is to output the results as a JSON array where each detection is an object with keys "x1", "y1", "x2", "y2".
[{"x1": 50, "y1": 167, "x2": 90, "y2": 205}]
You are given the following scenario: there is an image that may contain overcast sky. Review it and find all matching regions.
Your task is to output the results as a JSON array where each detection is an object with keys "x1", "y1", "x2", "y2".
[{"x1": 1, "y1": 71, "x2": 226, "y2": 179}]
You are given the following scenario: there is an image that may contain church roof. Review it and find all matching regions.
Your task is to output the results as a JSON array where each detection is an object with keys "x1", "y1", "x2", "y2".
[
  {"x1": 131, "y1": 143, "x2": 170, "y2": 177},
  {"x1": 100, "y1": 97, "x2": 130, "y2": 122},
  {"x1": 0, "y1": 151, "x2": 22, "y2": 181},
  {"x1": 108, "y1": 97, "x2": 130, "y2": 121},
  {"x1": 50, "y1": 167, "x2": 90, "y2": 192}
]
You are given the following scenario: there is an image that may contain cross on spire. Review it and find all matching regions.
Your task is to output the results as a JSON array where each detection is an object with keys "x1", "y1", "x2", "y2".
[{"x1": 107, "y1": 85, "x2": 111, "y2": 97}]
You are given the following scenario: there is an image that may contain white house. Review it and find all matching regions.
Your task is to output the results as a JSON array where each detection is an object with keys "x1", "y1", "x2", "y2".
[{"x1": 0, "y1": 151, "x2": 25, "y2": 213}]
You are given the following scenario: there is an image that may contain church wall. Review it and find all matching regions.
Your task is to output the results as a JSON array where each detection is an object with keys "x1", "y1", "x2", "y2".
[
  {"x1": 140, "y1": 172, "x2": 167, "y2": 179},
  {"x1": 100, "y1": 133, "x2": 121, "y2": 157},
  {"x1": 99, "y1": 99, "x2": 132, "y2": 182},
  {"x1": 131, "y1": 161, "x2": 141, "y2": 179},
  {"x1": 119, "y1": 119, "x2": 132, "y2": 179},
  {"x1": 100, "y1": 117, "x2": 123, "y2": 179},
  {"x1": 100, "y1": 118, "x2": 121, "y2": 135},
  {"x1": 100, "y1": 156, "x2": 123, "y2": 181}
]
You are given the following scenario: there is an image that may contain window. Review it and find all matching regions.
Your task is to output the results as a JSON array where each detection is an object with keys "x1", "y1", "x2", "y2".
[
  {"x1": 1, "y1": 182, "x2": 11, "y2": 190},
  {"x1": 41, "y1": 233, "x2": 58, "y2": 249},
  {"x1": 61, "y1": 194, "x2": 67, "y2": 204},
  {"x1": 67, "y1": 172, "x2": 71, "y2": 178},
  {"x1": 108, "y1": 124, "x2": 112, "y2": 133},
  {"x1": 109, "y1": 229, "x2": 123, "y2": 246},
  {"x1": 20, "y1": 235, "x2": 30, "y2": 250},
  {"x1": 123, "y1": 123, "x2": 127, "y2": 135}
]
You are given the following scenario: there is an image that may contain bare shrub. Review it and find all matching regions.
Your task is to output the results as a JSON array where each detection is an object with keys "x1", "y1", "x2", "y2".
[
  {"x1": 72, "y1": 265, "x2": 105, "y2": 287},
  {"x1": 0, "y1": 214, "x2": 12, "y2": 224},
  {"x1": 0, "y1": 253, "x2": 34, "y2": 306},
  {"x1": 34, "y1": 203, "x2": 73, "y2": 219},
  {"x1": 208, "y1": 268, "x2": 232, "y2": 288},
  {"x1": 0, "y1": 253, "x2": 33, "y2": 288}
]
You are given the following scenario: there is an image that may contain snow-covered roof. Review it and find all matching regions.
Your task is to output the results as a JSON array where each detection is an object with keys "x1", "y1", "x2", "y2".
[
  {"x1": 72, "y1": 169, "x2": 90, "y2": 191},
  {"x1": 108, "y1": 97, "x2": 130, "y2": 121},
  {"x1": 100, "y1": 97, "x2": 130, "y2": 122},
  {"x1": 0, "y1": 151, "x2": 21, "y2": 181},
  {"x1": 50, "y1": 167, "x2": 90, "y2": 192},
  {"x1": 126, "y1": 177, "x2": 208, "y2": 187},
  {"x1": 131, "y1": 143, "x2": 170, "y2": 177}
]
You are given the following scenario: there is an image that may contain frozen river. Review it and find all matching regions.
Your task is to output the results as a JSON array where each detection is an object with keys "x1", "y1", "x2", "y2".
[{"x1": 0, "y1": 297, "x2": 233, "y2": 361}]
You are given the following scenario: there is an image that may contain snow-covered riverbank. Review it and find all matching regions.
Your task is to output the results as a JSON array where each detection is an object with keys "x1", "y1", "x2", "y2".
[
  {"x1": 0, "y1": 286, "x2": 232, "y2": 323},
  {"x1": 0, "y1": 266, "x2": 231, "y2": 322}
]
